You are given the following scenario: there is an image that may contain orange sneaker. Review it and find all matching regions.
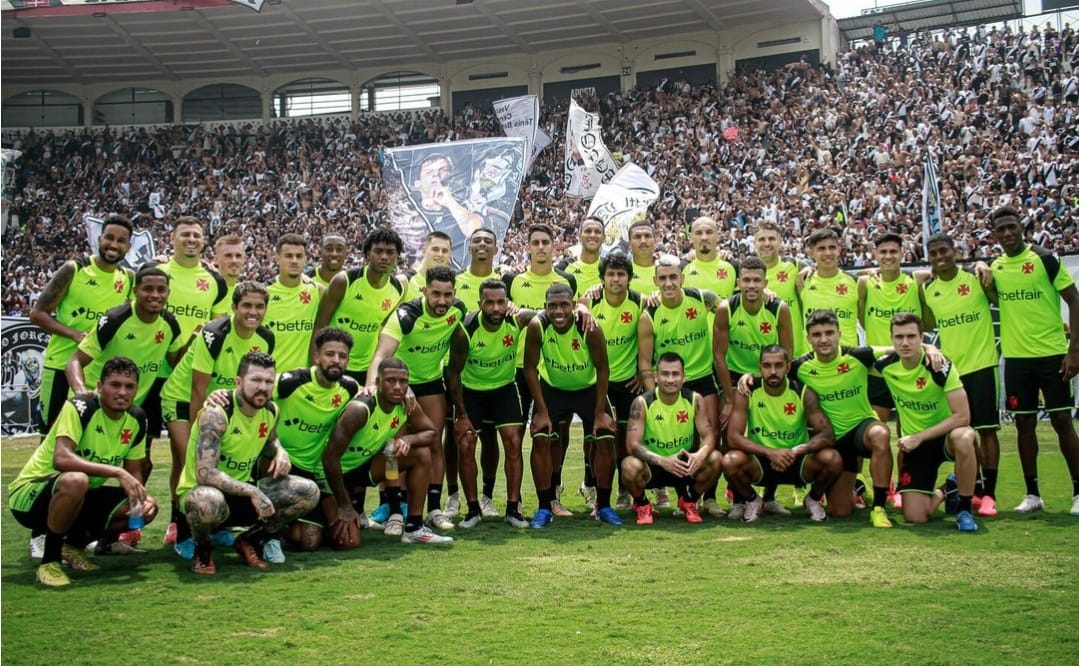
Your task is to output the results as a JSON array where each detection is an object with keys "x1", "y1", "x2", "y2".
[
  {"x1": 163, "y1": 521, "x2": 178, "y2": 545},
  {"x1": 678, "y1": 498, "x2": 703, "y2": 523},
  {"x1": 633, "y1": 502, "x2": 655, "y2": 526},
  {"x1": 234, "y1": 536, "x2": 269, "y2": 570},
  {"x1": 977, "y1": 496, "x2": 998, "y2": 517},
  {"x1": 191, "y1": 551, "x2": 216, "y2": 575}
]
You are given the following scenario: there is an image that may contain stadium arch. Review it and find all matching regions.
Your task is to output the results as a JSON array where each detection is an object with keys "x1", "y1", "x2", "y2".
[
  {"x1": 358, "y1": 70, "x2": 442, "y2": 114},
  {"x1": 92, "y1": 86, "x2": 172, "y2": 125},
  {"x1": 2, "y1": 89, "x2": 84, "y2": 128},
  {"x1": 271, "y1": 77, "x2": 351, "y2": 119},
  {"x1": 181, "y1": 83, "x2": 262, "y2": 123}
]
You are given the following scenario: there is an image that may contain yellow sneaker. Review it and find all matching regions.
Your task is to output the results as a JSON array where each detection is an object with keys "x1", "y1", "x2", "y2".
[
  {"x1": 61, "y1": 544, "x2": 100, "y2": 571},
  {"x1": 36, "y1": 561, "x2": 71, "y2": 587},
  {"x1": 870, "y1": 506, "x2": 893, "y2": 528}
]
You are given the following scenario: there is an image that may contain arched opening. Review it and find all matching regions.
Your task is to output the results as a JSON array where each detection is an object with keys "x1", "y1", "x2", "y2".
[
  {"x1": 2, "y1": 90, "x2": 83, "y2": 127},
  {"x1": 93, "y1": 87, "x2": 172, "y2": 125},
  {"x1": 182, "y1": 83, "x2": 262, "y2": 122},
  {"x1": 272, "y1": 78, "x2": 350, "y2": 118},
  {"x1": 360, "y1": 71, "x2": 439, "y2": 112}
]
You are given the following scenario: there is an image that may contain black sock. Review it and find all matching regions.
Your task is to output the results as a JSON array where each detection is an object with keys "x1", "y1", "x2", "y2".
[
  {"x1": 762, "y1": 484, "x2": 777, "y2": 502},
  {"x1": 466, "y1": 500, "x2": 481, "y2": 517},
  {"x1": 42, "y1": 530, "x2": 64, "y2": 565},
  {"x1": 175, "y1": 517, "x2": 192, "y2": 543},
  {"x1": 809, "y1": 485, "x2": 826, "y2": 501},
  {"x1": 684, "y1": 485, "x2": 700, "y2": 503},
  {"x1": 633, "y1": 494, "x2": 649, "y2": 507},
  {"x1": 447, "y1": 481, "x2": 459, "y2": 496},
  {"x1": 1024, "y1": 475, "x2": 1040, "y2": 497},
  {"x1": 1073, "y1": 477, "x2": 1079, "y2": 498},
  {"x1": 379, "y1": 489, "x2": 389, "y2": 506},
  {"x1": 482, "y1": 477, "x2": 496, "y2": 498},
  {"x1": 195, "y1": 541, "x2": 213, "y2": 563},
  {"x1": 873, "y1": 486, "x2": 888, "y2": 509},
  {"x1": 240, "y1": 523, "x2": 268, "y2": 547},
  {"x1": 387, "y1": 488, "x2": 403, "y2": 516},
  {"x1": 352, "y1": 488, "x2": 367, "y2": 513},
  {"x1": 405, "y1": 514, "x2": 423, "y2": 531},
  {"x1": 505, "y1": 500, "x2": 520, "y2": 516},
  {"x1": 583, "y1": 457, "x2": 596, "y2": 487},
  {"x1": 746, "y1": 490, "x2": 759, "y2": 502},
  {"x1": 551, "y1": 471, "x2": 563, "y2": 490},
  {"x1": 958, "y1": 495, "x2": 973, "y2": 513},
  {"x1": 537, "y1": 487, "x2": 555, "y2": 507},
  {"x1": 974, "y1": 473, "x2": 985, "y2": 498},
  {"x1": 170, "y1": 501, "x2": 184, "y2": 525},
  {"x1": 595, "y1": 487, "x2": 612, "y2": 509},
  {"x1": 983, "y1": 468, "x2": 998, "y2": 498},
  {"x1": 427, "y1": 484, "x2": 443, "y2": 513},
  {"x1": 702, "y1": 481, "x2": 718, "y2": 502}
]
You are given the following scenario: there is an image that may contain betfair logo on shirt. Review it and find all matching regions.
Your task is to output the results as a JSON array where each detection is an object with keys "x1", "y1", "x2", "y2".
[{"x1": 998, "y1": 289, "x2": 1042, "y2": 302}]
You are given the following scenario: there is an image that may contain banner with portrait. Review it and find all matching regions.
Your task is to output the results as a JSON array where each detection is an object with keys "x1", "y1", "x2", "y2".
[
  {"x1": 586, "y1": 163, "x2": 660, "y2": 253},
  {"x1": 564, "y1": 98, "x2": 618, "y2": 200},
  {"x1": 1, "y1": 317, "x2": 46, "y2": 436},
  {"x1": 84, "y1": 215, "x2": 157, "y2": 270},
  {"x1": 382, "y1": 137, "x2": 528, "y2": 270}
]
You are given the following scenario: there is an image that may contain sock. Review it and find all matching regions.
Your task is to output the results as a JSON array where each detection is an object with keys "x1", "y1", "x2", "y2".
[
  {"x1": 427, "y1": 484, "x2": 443, "y2": 513},
  {"x1": 974, "y1": 473, "x2": 985, "y2": 498},
  {"x1": 633, "y1": 494, "x2": 649, "y2": 507},
  {"x1": 447, "y1": 481, "x2": 459, "y2": 496},
  {"x1": 240, "y1": 522, "x2": 268, "y2": 547},
  {"x1": 762, "y1": 485, "x2": 777, "y2": 502},
  {"x1": 170, "y1": 501, "x2": 184, "y2": 525},
  {"x1": 702, "y1": 481, "x2": 718, "y2": 502},
  {"x1": 684, "y1": 485, "x2": 700, "y2": 503},
  {"x1": 195, "y1": 541, "x2": 213, "y2": 563},
  {"x1": 854, "y1": 478, "x2": 868, "y2": 498},
  {"x1": 482, "y1": 477, "x2": 496, "y2": 498},
  {"x1": 983, "y1": 468, "x2": 999, "y2": 498},
  {"x1": 537, "y1": 487, "x2": 555, "y2": 507},
  {"x1": 405, "y1": 515, "x2": 423, "y2": 532},
  {"x1": 466, "y1": 500, "x2": 481, "y2": 517},
  {"x1": 809, "y1": 485, "x2": 826, "y2": 501},
  {"x1": 958, "y1": 495, "x2": 973, "y2": 513},
  {"x1": 387, "y1": 488, "x2": 403, "y2": 516},
  {"x1": 352, "y1": 489, "x2": 367, "y2": 513},
  {"x1": 873, "y1": 486, "x2": 888, "y2": 509},
  {"x1": 746, "y1": 490, "x2": 759, "y2": 502},
  {"x1": 505, "y1": 500, "x2": 520, "y2": 516},
  {"x1": 595, "y1": 487, "x2": 612, "y2": 509},
  {"x1": 1024, "y1": 475, "x2": 1040, "y2": 497},
  {"x1": 378, "y1": 489, "x2": 389, "y2": 506},
  {"x1": 583, "y1": 457, "x2": 596, "y2": 487},
  {"x1": 551, "y1": 471, "x2": 563, "y2": 490},
  {"x1": 42, "y1": 530, "x2": 64, "y2": 565},
  {"x1": 1073, "y1": 477, "x2": 1079, "y2": 498},
  {"x1": 175, "y1": 517, "x2": 192, "y2": 543}
]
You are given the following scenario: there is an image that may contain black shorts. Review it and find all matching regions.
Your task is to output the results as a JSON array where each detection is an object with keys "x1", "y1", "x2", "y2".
[
  {"x1": 344, "y1": 369, "x2": 368, "y2": 387},
  {"x1": 835, "y1": 417, "x2": 878, "y2": 473},
  {"x1": 961, "y1": 366, "x2": 1001, "y2": 430},
  {"x1": 1004, "y1": 356, "x2": 1074, "y2": 414},
  {"x1": 867, "y1": 375, "x2": 895, "y2": 410},
  {"x1": 38, "y1": 367, "x2": 70, "y2": 432},
  {"x1": 11, "y1": 477, "x2": 128, "y2": 538},
  {"x1": 463, "y1": 384, "x2": 524, "y2": 431},
  {"x1": 515, "y1": 369, "x2": 533, "y2": 423},
  {"x1": 608, "y1": 378, "x2": 640, "y2": 425},
  {"x1": 752, "y1": 452, "x2": 809, "y2": 487},
  {"x1": 411, "y1": 377, "x2": 446, "y2": 398},
  {"x1": 537, "y1": 381, "x2": 614, "y2": 441},
  {"x1": 643, "y1": 463, "x2": 694, "y2": 490},
  {"x1": 140, "y1": 376, "x2": 167, "y2": 448},
  {"x1": 684, "y1": 374, "x2": 718, "y2": 398},
  {"x1": 897, "y1": 436, "x2": 951, "y2": 494}
]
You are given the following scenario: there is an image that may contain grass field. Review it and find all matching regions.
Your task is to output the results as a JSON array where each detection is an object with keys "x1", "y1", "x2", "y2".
[{"x1": 2, "y1": 424, "x2": 1077, "y2": 665}]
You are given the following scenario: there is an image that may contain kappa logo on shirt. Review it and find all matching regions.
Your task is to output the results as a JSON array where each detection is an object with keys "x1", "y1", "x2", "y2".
[{"x1": 125, "y1": 332, "x2": 137, "y2": 341}]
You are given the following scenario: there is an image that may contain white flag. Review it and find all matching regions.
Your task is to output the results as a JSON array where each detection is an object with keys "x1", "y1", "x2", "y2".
[
  {"x1": 493, "y1": 95, "x2": 547, "y2": 170},
  {"x1": 586, "y1": 163, "x2": 660, "y2": 251},
  {"x1": 84, "y1": 215, "x2": 156, "y2": 270},
  {"x1": 564, "y1": 99, "x2": 618, "y2": 199},
  {"x1": 921, "y1": 148, "x2": 942, "y2": 260}
]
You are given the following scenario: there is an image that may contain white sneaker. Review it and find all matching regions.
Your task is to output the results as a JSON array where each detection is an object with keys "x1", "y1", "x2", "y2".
[
  {"x1": 459, "y1": 513, "x2": 482, "y2": 528},
  {"x1": 743, "y1": 496, "x2": 765, "y2": 523},
  {"x1": 653, "y1": 488, "x2": 671, "y2": 509},
  {"x1": 728, "y1": 503, "x2": 746, "y2": 521},
  {"x1": 358, "y1": 513, "x2": 384, "y2": 531},
  {"x1": 445, "y1": 492, "x2": 461, "y2": 517},
  {"x1": 426, "y1": 509, "x2": 456, "y2": 530},
  {"x1": 763, "y1": 500, "x2": 791, "y2": 516},
  {"x1": 615, "y1": 490, "x2": 632, "y2": 510},
  {"x1": 804, "y1": 495, "x2": 827, "y2": 522},
  {"x1": 1070, "y1": 494, "x2": 1079, "y2": 517},
  {"x1": 262, "y1": 538, "x2": 285, "y2": 564},
  {"x1": 504, "y1": 512, "x2": 530, "y2": 528},
  {"x1": 29, "y1": 534, "x2": 44, "y2": 560},
  {"x1": 479, "y1": 494, "x2": 500, "y2": 517},
  {"x1": 401, "y1": 525, "x2": 454, "y2": 544},
  {"x1": 1013, "y1": 494, "x2": 1045, "y2": 514},
  {"x1": 384, "y1": 513, "x2": 404, "y2": 537},
  {"x1": 701, "y1": 498, "x2": 727, "y2": 517},
  {"x1": 579, "y1": 483, "x2": 597, "y2": 510}
]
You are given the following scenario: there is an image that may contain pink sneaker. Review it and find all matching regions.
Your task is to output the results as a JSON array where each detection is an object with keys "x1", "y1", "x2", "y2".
[
  {"x1": 118, "y1": 529, "x2": 142, "y2": 547},
  {"x1": 977, "y1": 496, "x2": 998, "y2": 517},
  {"x1": 163, "y1": 521, "x2": 178, "y2": 545}
]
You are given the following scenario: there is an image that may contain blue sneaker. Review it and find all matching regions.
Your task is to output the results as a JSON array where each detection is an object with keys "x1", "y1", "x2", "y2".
[
  {"x1": 210, "y1": 530, "x2": 235, "y2": 547},
  {"x1": 529, "y1": 508, "x2": 554, "y2": 529},
  {"x1": 956, "y1": 510, "x2": 978, "y2": 532},
  {"x1": 943, "y1": 473, "x2": 960, "y2": 515},
  {"x1": 174, "y1": 537, "x2": 195, "y2": 560},
  {"x1": 592, "y1": 506, "x2": 624, "y2": 526},
  {"x1": 371, "y1": 503, "x2": 391, "y2": 523}
]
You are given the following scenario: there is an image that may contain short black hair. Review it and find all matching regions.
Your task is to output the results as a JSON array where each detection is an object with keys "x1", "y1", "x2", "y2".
[
  {"x1": 805, "y1": 309, "x2": 839, "y2": 331},
  {"x1": 101, "y1": 356, "x2": 138, "y2": 382},
  {"x1": 102, "y1": 213, "x2": 134, "y2": 238},
  {"x1": 314, "y1": 327, "x2": 353, "y2": 351},
  {"x1": 135, "y1": 266, "x2": 169, "y2": 286},
  {"x1": 599, "y1": 251, "x2": 634, "y2": 280},
  {"x1": 362, "y1": 227, "x2": 404, "y2": 256},
  {"x1": 479, "y1": 278, "x2": 507, "y2": 300},
  {"x1": 426, "y1": 265, "x2": 456, "y2": 286},
  {"x1": 890, "y1": 312, "x2": 923, "y2": 333},
  {"x1": 875, "y1": 232, "x2": 904, "y2": 247},
  {"x1": 238, "y1": 351, "x2": 275, "y2": 376},
  {"x1": 276, "y1": 233, "x2": 307, "y2": 253}
]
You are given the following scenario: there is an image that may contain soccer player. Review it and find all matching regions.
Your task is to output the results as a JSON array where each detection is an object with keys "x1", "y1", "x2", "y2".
[
  {"x1": 454, "y1": 228, "x2": 505, "y2": 310},
  {"x1": 754, "y1": 220, "x2": 807, "y2": 356},
  {"x1": 558, "y1": 216, "x2": 605, "y2": 298},
  {"x1": 627, "y1": 219, "x2": 658, "y2": 295},
  {"x1": 920, "y1": 233, "x2": 1002, "y2": 516},
  {"x1": 799, "y1": 228, "x2": 859, "y2": 346},
  {"x1": 9, "y1": 357, "x2": 157, "y2": 587},
  {"x1": 324, "y1": 358, "x2": 452, "y2": 545},
  {"x1": 311, "y1": 233, "x2": 348, "y2": 288},
  {"x1": 313, "y1": 227, "x2": 408, "y2": 384},
  {"x1": 724, "y1": 345, "x2": 841, "y2": 523},
  {"x1": 366, "y1": 265, "x2": 467, "y2": 531},
  {"x1": 179, "y1": 352, "x2": 320, "y2": 574},
  {"x1": 211, "y1": 233, "x2": 246, "y2": 318},
  {"x1": 621, "y1": 352, "x2": 723, "y2": 525},
  {"x1": 988, "y1": 206, "x2": 1079, "y2": 516},
  {"x1": 682, "y1": 216, "x2": 738, "y2": 298},
  {"x1": 447, "y1": 279, "x2": 534, "y2": 528},
  {"x1": 524, "y1": 284, "x2": 619, "y2": 528},
  {"x1": 265, "y1": 233, "x2": 322, "y2": 374},
  {"x1": 273, "y1": 327, "x2": 361, "y2": 552},
  {"x1": 404, "y1": 230, "x2": 453, "y2": 299},
  {"x1": 31, "y1": 213, "x2": 134, "y2": 431},
  {"x1": 875, "y1": 314, "x2": 980, "y2": 531}
]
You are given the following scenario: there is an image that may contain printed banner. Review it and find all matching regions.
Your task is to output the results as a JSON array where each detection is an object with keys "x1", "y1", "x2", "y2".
[
  {"x1": 564, "y1": 98, "x2": 618, "y2": 199},
  {"x1": 586, "y1": 163, "x2": 660, "y2": 252},
  {"x1": 382, "y1": 137, "x2": 528, "y2": 270},
  {"x1": 921, "y1": 148, "x2": 942, "y2": 260},
  {"x1": 1, "y1": 317, "x2": 46, "y2": 436},
  {"x1": 493, "y1": 95, "x2": 541, "y2": 170},
  {"x1": 84, "y1": 215, "x2": 157, "y2": 270},
  {"x1": 2, "y1": 148, "x2": 21, "y2": 232}
]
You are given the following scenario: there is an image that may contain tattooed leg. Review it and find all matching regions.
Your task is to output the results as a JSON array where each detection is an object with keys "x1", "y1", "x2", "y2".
[
  {"x1": 256, "y1": 475, "x2": 320, "y2": 535},
  {"x1": 184, "y1": 486, "x2": 229, "y2": 544}
]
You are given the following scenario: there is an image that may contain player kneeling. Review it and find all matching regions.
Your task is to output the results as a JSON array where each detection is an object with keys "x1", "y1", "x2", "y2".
[
  {"x1": 725, "y1": 345, "x2": 842, "y2": 523},
  {"x1": 620, "y1": 353, "x2": 723, "y2": 524}
]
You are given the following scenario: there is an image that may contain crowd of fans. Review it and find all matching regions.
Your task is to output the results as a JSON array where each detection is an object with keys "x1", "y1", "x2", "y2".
[{"x1": 3, "y1": 20, "x2": 1077, "y2": 317}]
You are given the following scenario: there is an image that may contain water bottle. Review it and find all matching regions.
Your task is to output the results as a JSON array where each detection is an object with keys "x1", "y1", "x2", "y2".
[
  {"x1": 128, "y1": 499, "x2": 145, "y2": 530},
  {"x1": 383, "y1": 441, "x2": 399, "y2": 481}
]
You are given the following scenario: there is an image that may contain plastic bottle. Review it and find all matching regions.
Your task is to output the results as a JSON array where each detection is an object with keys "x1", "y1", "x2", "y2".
[
  {"x1": 383, "y1": 441, "x2": 399, "y2": 481},
  {"x1": 128, "y1": 499, "x2": 145, "y2": 530}
]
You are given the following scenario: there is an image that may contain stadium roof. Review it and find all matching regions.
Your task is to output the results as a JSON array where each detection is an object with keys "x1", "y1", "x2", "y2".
[
  {"x1": 1, "y1": 0, "x2": 830, "y2": 88},
  {"x1": 836, "y1": 0, "x2": 1023, "y2": 43}
]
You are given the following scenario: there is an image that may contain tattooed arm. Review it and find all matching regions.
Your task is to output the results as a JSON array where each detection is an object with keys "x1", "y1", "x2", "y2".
[
  {"x1": 29, "y1": 261, "x2": 81, "y2": 340},
  {"x1": 257, "y1": 426, "x2": 291, "y2": 479},
  {"x1": 323, "y1": 401, "x2": 368, "y2": 527},
  {"x1": 194, "y1": 405, "x2": 274, "y2": 519},
  {"x1": 798, "y1": 388, "x2": 835, "y2": 455}
]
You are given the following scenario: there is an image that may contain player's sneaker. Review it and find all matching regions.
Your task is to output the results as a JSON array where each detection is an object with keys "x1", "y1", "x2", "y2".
[
  {"x1": 479, "y1": 494, "x2": 500, "y2": 517},
  {"x1": 174, "y1": 538, "x2": 195, "y2": 560},
  {"x1": 95, "y1": 540, "x2": 143, "y2": 555},
  {"x1": 870, "y1": 506, "x2": 893, "y2": 528},
  {"x1": 426, "y1": 509, "x2": 455, "y2": 531},
  {"x1": 853, "y1": 495, "x2": 868, "y2": 510},
  {"x1": 804, "y1": 495, "x2": 827, "y2": 522},
  {"x1": 459, "y1": 512, "x2": 483, "y2": 528},
  {"x1": 728, "y1": 503, "x2": 746, "y2": 521},
  {"x1": 384, "y1": 514, "x2": 404, "y2": 537},
  {"x1": 401, "y1": 525, "x2": 454, "y2": 544},
  {"x1": 29, "y1": 534, "x2": 44, "y2": 560},
  {"x1": 654, "y1": 488, "x2": 671, "y2": 509},
  {"x1": 615, "y1": 490, "x2": 632, "y2": 510},
  {"x1": 190, "y1": 551, "x2": 216, "y2": 576},
  {"x1": 234, "y1": 536, "x2": 269, "y2": 570},
  {"x1": 549, "y1": 498, "x2": 573, "y2": 517},
  {"x1": 701, "y1": 498, "x2": 727, "y2": 517},
  {"x1": 163, "y1": 521, "x2": 178, "y2": 545},
  {"x1": 956, "y1": 510, "x2": 979, "y2": 532},
  {"x1": 445, "y1": 492, "x2": 461, "y2": 518},
  {"x1": 634, "y1": 502, "x2": 655, "y2": 525},
  {"x1": 210, "y1": 530, "x2": 235, "y2": 547},
  {"x1": 1071, "y1": 495, "x2": 1079, "y2": 517},
  {"x1": 579, "y1": 483, "x2": 597, "y2": 510},
  {"x1": 971, "y1": 495, "x2": 983, "y2": 511},
  {"x1": 1013, "y1": 495, "x2": 1045, "y2": 514},
  {"x1": 763, "y1": 500, "x2": 791, "y2": 516},
  {"x1": 942, "y1": 473, "x2": 960, "y2": 515},
  {"x1": 976, "y1": 496, "x2": 998, "y2": 517},
  {"x1": 592, "y1": 506, "x2": 624, "y2": 526},
  {"x1": 677, "y1": 498, "x2": 703, "y2": 523},
  {"x1": 36, "y1": 561, "x2": 71, "y2": 587},
  {"x1": 371, "y1": 503, "x2": 392, "y2": 523},
  {"x1": 358, "y1": 513, "x2": 384, "y2": 531},
  {"x1": 262, "y1": 538, "x2": 285, "y2": 564},
  {"x1": 892, "y1": 492, "x2": 903, "y2": 509},
  {"x1": 530, "y1": 508, "x2": 554, "y2": 529},
  {"x1": 61, "y1": 544, "x2": 99, "y2": 571},
  {"x1": 118, "y1": 529, "x2": 142, "y2": 547},
  {"x1": 743, "y1": 496, "x2": 764, "y2": 523},
  {"x1": 504, "y1": 512, "x2": 530, "y2": 528}
]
